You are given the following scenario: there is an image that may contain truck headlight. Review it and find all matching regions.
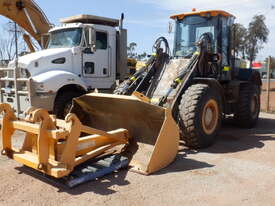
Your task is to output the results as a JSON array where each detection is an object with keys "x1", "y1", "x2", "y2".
[{"x1": 34, "y1": 82, "x2": 45, "y2": 91}]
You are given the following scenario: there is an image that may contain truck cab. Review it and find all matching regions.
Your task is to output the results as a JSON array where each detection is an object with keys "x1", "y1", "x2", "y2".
[{"x1": 0, "y1": 14, "x2": 128, "y2": 118}]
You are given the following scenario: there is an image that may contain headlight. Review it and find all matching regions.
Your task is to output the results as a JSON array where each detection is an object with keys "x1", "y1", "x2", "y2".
[{"x1": 34, "y1": 82, "x2": 45, "y2": 91}]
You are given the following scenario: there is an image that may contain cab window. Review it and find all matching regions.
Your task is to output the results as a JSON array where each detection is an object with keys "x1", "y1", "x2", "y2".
[{"x1": 96, "y1": 32, "x2": 108, "y2": 50}]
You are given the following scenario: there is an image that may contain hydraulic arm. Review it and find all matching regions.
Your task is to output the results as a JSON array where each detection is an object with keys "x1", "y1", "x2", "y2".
[{"x1": 0, "y1": 0, "x2": 51, "y2": 49}]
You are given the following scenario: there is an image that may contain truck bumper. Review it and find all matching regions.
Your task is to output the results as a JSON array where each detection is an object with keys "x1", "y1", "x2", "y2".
[
  {"x1": 0, "y1": 89, "x2": 56, "y2": 117},
  {"x1": 31, "y1": 93, "x2": 56, "y2": 111}
]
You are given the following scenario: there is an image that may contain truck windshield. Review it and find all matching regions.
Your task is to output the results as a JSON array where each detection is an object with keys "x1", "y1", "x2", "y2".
[
  {"x1": 174, "y1": 16, "x2": 218, "y2": 57},
  {"x1": 48, "y1": 28, "x2": 82, "y2": 48}
]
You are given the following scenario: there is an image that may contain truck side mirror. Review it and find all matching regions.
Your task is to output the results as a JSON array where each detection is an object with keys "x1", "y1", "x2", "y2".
[{"x1": 88, "y1": 27, "x2": 96, "y2": 52}]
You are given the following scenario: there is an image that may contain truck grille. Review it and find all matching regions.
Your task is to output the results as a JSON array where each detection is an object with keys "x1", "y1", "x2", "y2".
[
  {"x1": 0, "y1": 67, "x2": 30, "y2": 93},
  {"x1": 2, "y1": 67, "x2": 31, "y2": 79}
]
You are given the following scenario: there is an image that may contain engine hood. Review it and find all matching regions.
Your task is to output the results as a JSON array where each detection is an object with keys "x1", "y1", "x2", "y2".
[{"x1": 9, "y1": 48, "x2": 75, "y2": 76}]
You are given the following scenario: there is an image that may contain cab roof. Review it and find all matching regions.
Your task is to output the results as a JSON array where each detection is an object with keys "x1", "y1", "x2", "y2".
[
  {"x1": 170, "y1": 10, "x2": 235, "y2": 20},
  {"x1": 60, "y1": 14, "x2": 119, "y2": 27}
]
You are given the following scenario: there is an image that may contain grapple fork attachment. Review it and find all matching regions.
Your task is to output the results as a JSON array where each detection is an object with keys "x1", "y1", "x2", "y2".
[{"x1": 0, "y1": 103, "x2": 130, "y2": 178}]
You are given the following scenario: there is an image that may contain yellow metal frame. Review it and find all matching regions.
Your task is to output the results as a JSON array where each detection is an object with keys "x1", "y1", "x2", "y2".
[
  {"x1": 0, "y1": 103, "x2": 129, "y2": 178},
  {"x1": 70, "y1": 92, "x2": 180, "y2": 175}
]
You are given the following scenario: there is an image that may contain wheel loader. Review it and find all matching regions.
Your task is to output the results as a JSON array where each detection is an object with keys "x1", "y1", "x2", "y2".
[
  {"x1": 0, "y1": 10, "x2": 262, "y2": 187},
  {"x1": 111, "y1": 9, "x2": 262, "y2": 148}
]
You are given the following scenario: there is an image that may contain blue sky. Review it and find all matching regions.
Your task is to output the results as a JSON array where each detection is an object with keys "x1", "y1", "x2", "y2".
[{"x1": 0, "y1": 0, "x2": 274, "y2": 60}]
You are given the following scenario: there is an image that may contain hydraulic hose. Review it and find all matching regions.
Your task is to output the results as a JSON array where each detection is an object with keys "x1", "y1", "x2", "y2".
[
  {"x1": 114, "y1": 37, "x2": 170, "y2": 95},
  {"x1": 158, "y1": 33, "x2": 211, "y2": 106}
]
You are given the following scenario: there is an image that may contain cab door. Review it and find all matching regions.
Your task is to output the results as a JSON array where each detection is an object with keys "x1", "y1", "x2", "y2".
[{"x1": 82, "y1": 30, "x2": 110, "y2": 79}]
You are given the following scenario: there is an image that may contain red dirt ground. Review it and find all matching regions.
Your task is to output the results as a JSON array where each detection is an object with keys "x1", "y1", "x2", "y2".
[{"x1": 1, "y1": 113, "x2": 275, "y2": 205}]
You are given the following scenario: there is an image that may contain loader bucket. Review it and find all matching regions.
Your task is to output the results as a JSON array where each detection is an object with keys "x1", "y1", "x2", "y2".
[{"x1": 70, "y1": 93, "x2": 180, "y2": 175}]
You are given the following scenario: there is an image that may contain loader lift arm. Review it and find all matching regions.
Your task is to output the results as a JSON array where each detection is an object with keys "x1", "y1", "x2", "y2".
[
  {"x1": 114, "y1": 37, "x2": 171, "y2": 97},
  {"x1": 0, "y1": 0, "x2": 51, "y2": 49},
  {"x1": 114, "y1": 34, "x2": 208, "y2": 108}
]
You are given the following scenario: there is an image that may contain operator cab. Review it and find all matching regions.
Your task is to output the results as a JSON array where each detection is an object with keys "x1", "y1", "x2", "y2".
[
  {"x1": 173, "y1": 15, "x2": 219, "y2": 58},
  {"x1": 171, "y1": 10, "x2": 235, "y2": 78}
]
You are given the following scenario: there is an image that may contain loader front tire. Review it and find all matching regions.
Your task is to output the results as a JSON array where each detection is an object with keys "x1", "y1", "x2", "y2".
[
  {"x1": 233, "y1": 83, "x2": 260, "y2": 128},
  {"x1": 178, "y1": 84, "x2": 222, "y2": 149},
  {"x1": 54, "y1": 91, "x2": 82, "y2": 119}
]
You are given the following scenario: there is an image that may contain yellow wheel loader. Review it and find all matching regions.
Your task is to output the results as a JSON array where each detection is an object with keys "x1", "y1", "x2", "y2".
[
  {"x1": 0, "y1": 10, "x2": 262, "y2": 187},
  {"x1": 112, "y1": 10, "x2": 262, "y2": 148}
]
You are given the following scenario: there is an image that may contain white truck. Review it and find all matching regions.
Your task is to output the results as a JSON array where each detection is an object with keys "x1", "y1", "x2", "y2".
[{"x1": 0, "y1": 14, "x2": 128, "y2": 118}]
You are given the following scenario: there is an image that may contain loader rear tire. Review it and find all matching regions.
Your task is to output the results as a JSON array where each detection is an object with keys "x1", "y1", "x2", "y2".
[
  {"x1": 233, "y1": 83, "x2": 260, "y2": 128},
  {"x1": 54, "y1": 91, "x2": 82, "y2": 119},
  {"x1": 178, "y1": 84, "x2": 222, "y2": 149}
]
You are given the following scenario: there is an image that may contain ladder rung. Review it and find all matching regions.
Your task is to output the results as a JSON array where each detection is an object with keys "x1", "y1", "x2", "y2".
[
  {"x1": 0, "y1": 68, "x2": 14, "y2": 71},
  {"x1": 18, "y1": 91, "x2": 29, "y2": 95},
  {"x1": 0, "y1": 78, "x2": 29, "y2": 82},
  {"x1": 1, "y1": 88, "x2": 29, "y2": 95}
]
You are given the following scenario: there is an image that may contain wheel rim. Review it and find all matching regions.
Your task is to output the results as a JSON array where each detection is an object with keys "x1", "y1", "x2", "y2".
[{"x1": 202, "y1": 99, "x2": 219, "y2": 135}]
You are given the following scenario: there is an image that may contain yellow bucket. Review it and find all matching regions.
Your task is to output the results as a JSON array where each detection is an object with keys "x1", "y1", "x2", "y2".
[{"x1": 70, "y1": 93, "x2": 180, "y2": 175}]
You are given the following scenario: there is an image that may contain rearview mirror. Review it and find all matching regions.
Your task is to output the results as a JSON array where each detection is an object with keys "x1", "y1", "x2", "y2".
[
  {"x1": 88, "y1": 27, "x2": 96, "y2": 52},
  {"x1": 168, "y1": 22, "x2": 173, "y2": 34}
]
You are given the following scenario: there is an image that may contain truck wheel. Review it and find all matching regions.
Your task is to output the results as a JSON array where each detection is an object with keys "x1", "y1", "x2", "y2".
[
  {"x1": 54, "y1": 91, "x2": 82, "y2": 119},
  {"x1": 234, "y1": 83, "x2": 260, "y2": 128},
  {"x1": 178, "y1": 84, "x2": 222, "y2": 149}
]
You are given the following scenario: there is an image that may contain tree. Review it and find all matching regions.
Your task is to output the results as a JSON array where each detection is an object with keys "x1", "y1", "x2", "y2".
[
  {"x1": 233, "y1": 23, "x2": 247, "y2": 58},
  {"x1": 0, "y1": 22, "x2": 26, "y2": 61},
  {"x1": 137, "y1": 52, "x2": 147, "y2": 61},
  {"x1": 245, "y1": 15, "x2": 269, "y2": 67},
  {"x1": 127, "y1": 42, "x2": 148, "y2": 61},
  {"x1": 127, "y1": 42, "x2": 137, "y2": 58}
]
